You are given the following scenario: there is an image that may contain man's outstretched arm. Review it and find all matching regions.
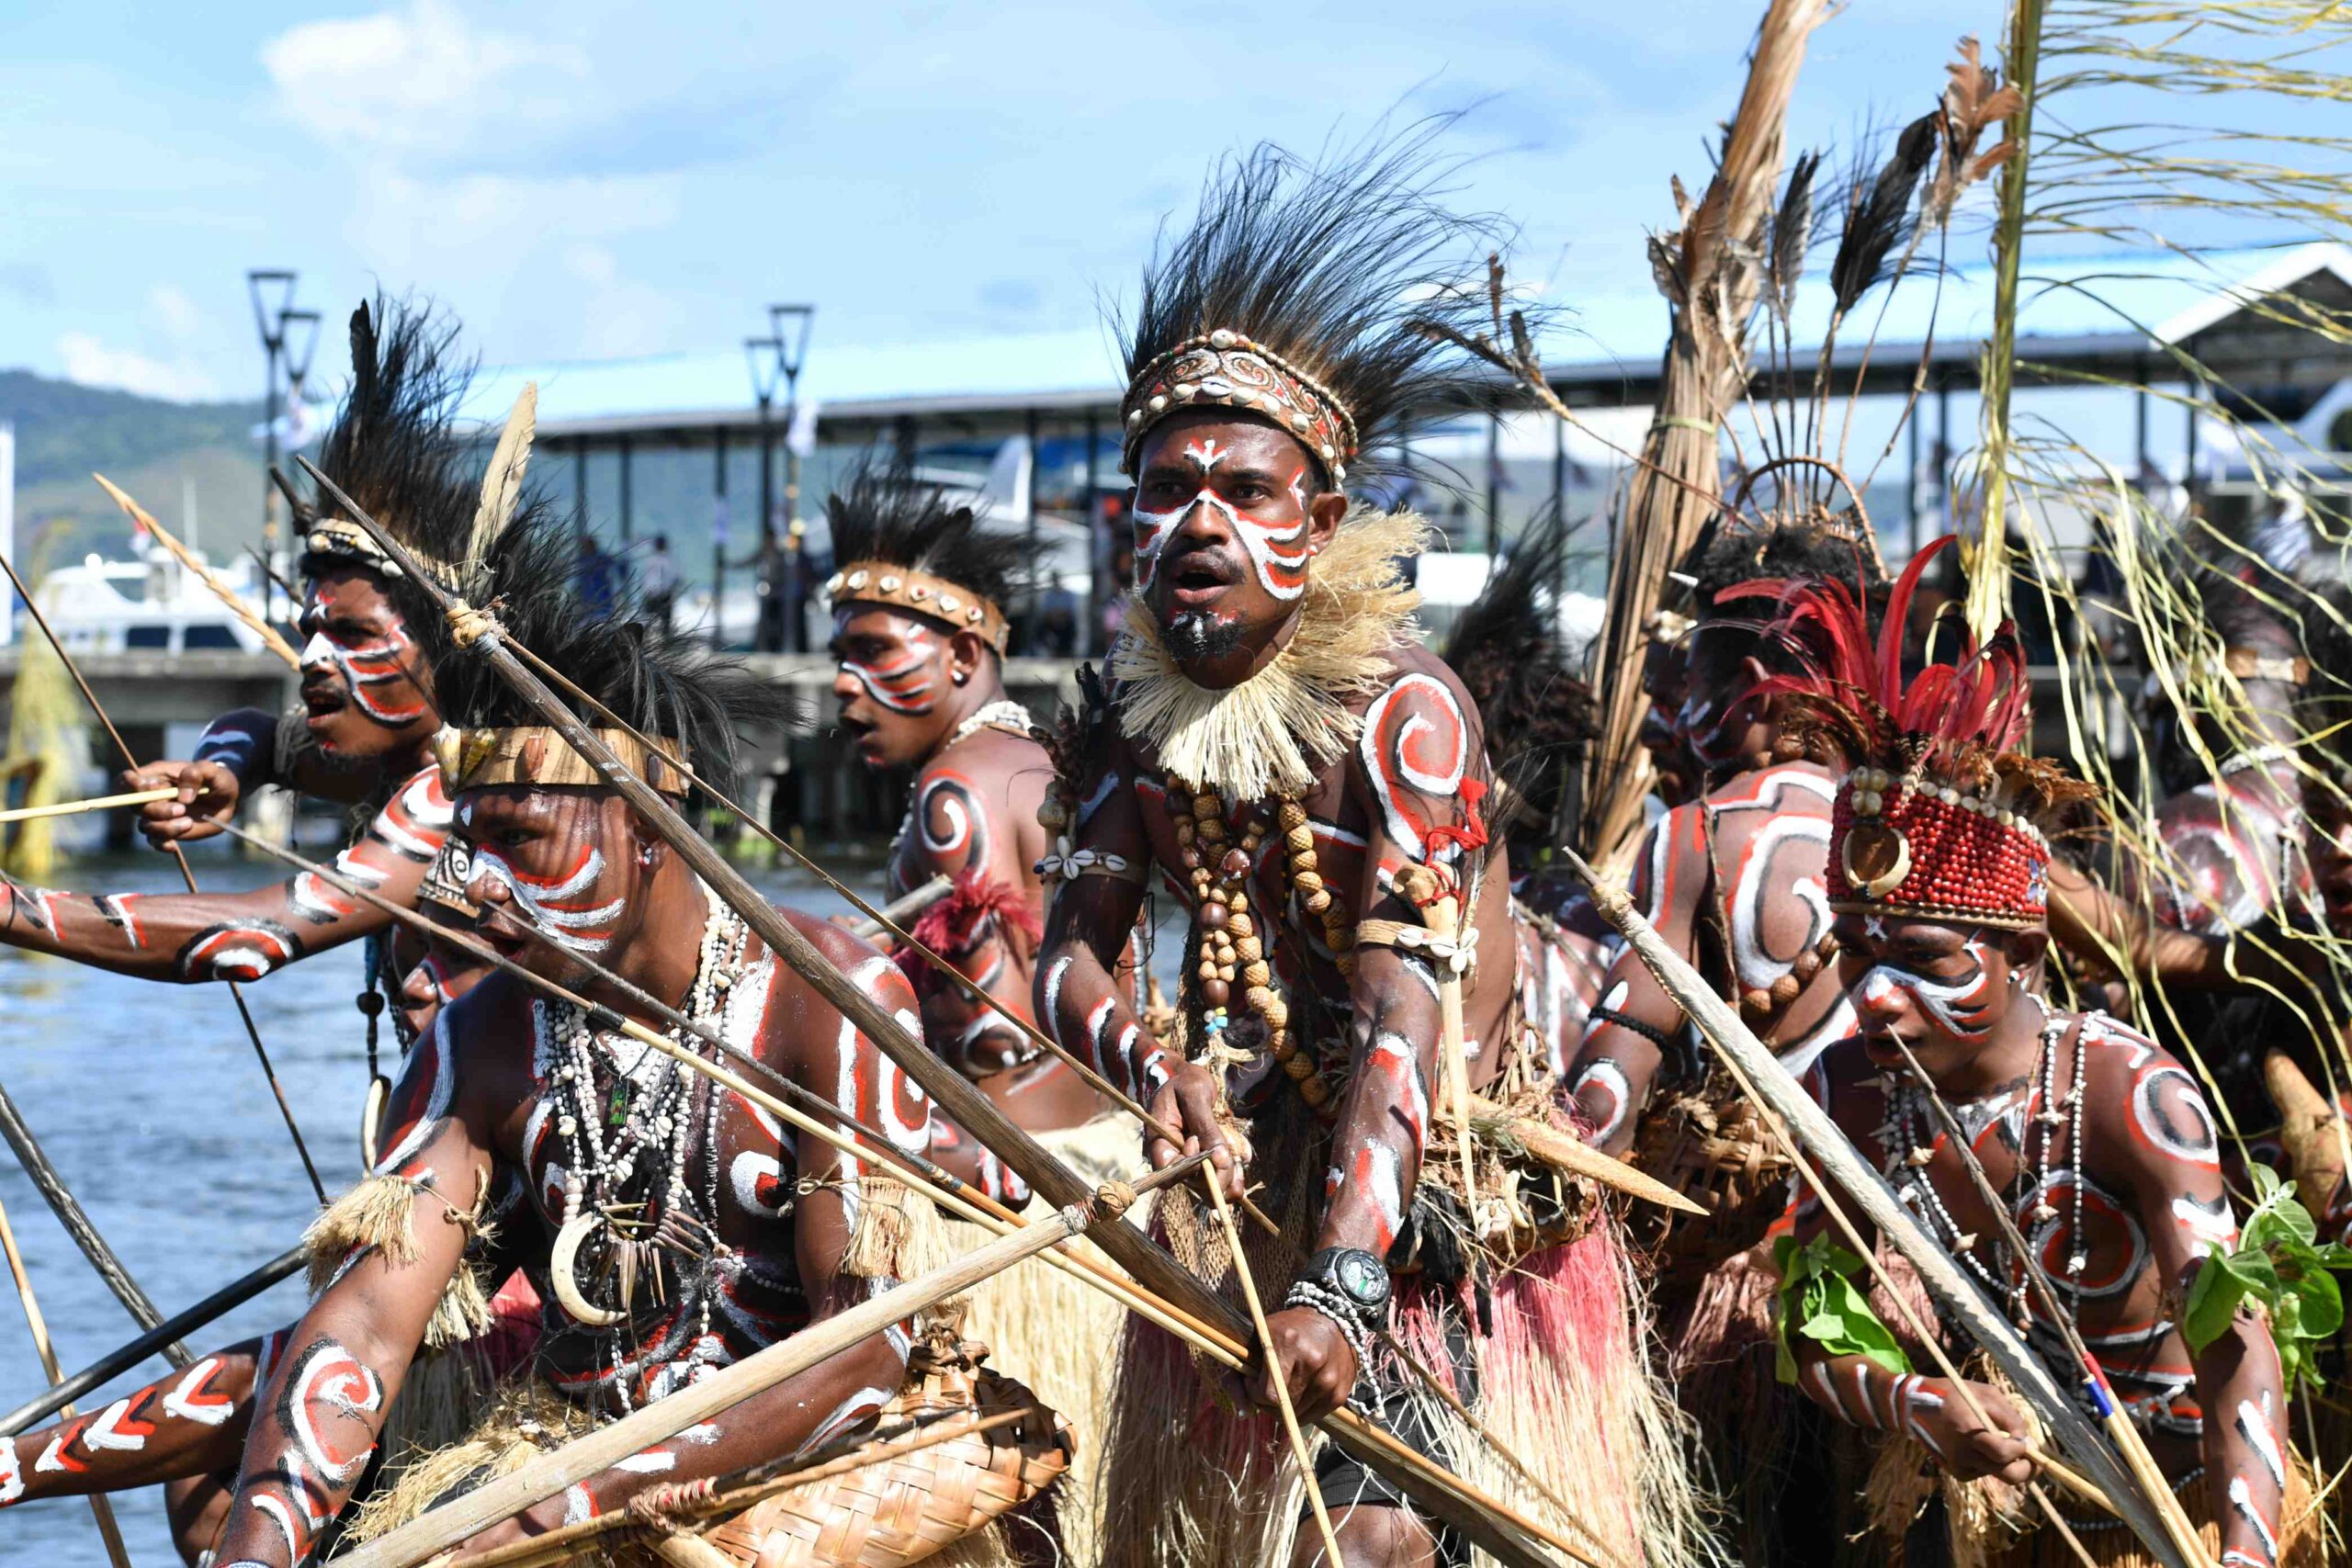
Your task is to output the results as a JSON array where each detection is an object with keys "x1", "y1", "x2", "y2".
[{"x1": 0, "y1": 764, "x2": 447, "y2": 982}]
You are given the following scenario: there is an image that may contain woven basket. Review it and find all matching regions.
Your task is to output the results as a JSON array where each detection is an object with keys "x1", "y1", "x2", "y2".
[
  {"x1": 1634, "y1": 1070, "x2": 1796, "y2": 1287},
  {"x1": 699, "y1": 1337, "x2": 1070, "y2": 1568}
]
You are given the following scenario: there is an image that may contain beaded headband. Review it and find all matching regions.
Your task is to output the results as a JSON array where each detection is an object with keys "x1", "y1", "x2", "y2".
[
  {"x1": 305, "y1": 516, "x2": 462, "y2": 589},
  {"x1": 1118, "y1": 330, "x2": 1358, "y2": 483},
  {"x1": 1829, "y1": 765, "x2": 2051, "y2": 930},
  {"x1": 433, "y1": 725, "x2": 691, "y2": 796},
  {"x1": 825, "y1": 562, "x2": 1012, "y2": 655}
]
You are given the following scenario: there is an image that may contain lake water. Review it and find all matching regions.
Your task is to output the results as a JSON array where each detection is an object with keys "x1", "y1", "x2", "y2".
[{"x1": 0, "y1": 840, "x2": 899, "y2": 1565}]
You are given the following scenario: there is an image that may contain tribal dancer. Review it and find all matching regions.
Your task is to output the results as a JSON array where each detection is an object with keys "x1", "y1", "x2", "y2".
[
  {"x1": 1560, "y1": 519, "x2": 1887, "y2": 1562},
  {"x1": 1773, "y1": 541, "x2": 2308, "y2": 1566},
  {"x1": 822, "y1": 466, "x2": 1127, "y2": 1555},
  {"x1": 1036, "y1": 135, "x2": 1701, "y2": 1568},
  {"x1": 0, "y1": 851, "x2": 509, "y2": 1563},
  {"x1": 0, "y1": 300, "x2": 488, "y2": 999},
  {"x1": 149, "y1": 533, "x2": 1050, "y2": 1567}
]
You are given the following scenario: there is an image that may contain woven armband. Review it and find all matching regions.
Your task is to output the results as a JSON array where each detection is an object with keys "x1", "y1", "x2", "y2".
[{"x1": 1771, "y1": 1232, "x2": 1911, "y2": 1385}]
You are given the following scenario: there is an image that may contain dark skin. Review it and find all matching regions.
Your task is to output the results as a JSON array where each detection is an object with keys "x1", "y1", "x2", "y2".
[
  {"x1": 1637, "y1": 630, "x2": 1700, "y2": 810},
  {"x1": 209, "y1": 785, "x2": 924, "y2": 1565},
  {"x1": 1568, "y1": 643, "x2": 1851, "y2": 1156},
  {"x1": 0, "y1": 941, "x2": 497, "y2": 1565},
  {"x1": 829, "y1": 604, "x2": 1108, "y2": 1161},
  {"x1": 130, "y1": 569, "x2": 441, "y2": 846},
  {"x1": 1038, "y1": 409, "x2": 1512, "y2": 1568},
  {"x1": 1794, "y1": 911, "x2": 2284, "y2": 1563}
]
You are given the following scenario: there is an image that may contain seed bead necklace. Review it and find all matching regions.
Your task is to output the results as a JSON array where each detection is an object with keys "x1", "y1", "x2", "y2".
[{"x1": 1880, "y1": 998, "x2": 2085, "y2": 1333}]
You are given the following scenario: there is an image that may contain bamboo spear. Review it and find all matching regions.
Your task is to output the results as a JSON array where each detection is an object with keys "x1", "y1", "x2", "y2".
[
  {"x1": 334, "y1": 1155, "x2": 1211, "y2": 1568},
  {"x1": 0, "y1": 1190, "x2": 135, "y2": 1568},
  {"x1": 0, "y1": 1245, "x2": 306, "y2": 1437},
  {"x1": 1563, "y1": 847, "x2": 2196, "y2": 1568},
  {"x1": 0, "y1": 545, "x2": 324, "y2": 1204},
  {"x1": 0, "y1": 787, "x2": 174, "y2": 825},
  {"x1": 91, "y1": 475, "x2": 301, "y2": 670},
  {"x1": 300, "y1": 455, "x2": 1568, "y2": 1568}
]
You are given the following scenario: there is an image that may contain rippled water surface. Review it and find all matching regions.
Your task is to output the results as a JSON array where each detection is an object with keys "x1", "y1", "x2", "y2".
[{"x1": 0, "y1": 841, "x2": 889, "y2": 1564}]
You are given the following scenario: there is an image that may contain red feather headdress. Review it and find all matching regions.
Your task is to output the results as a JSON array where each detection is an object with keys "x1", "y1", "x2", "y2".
[{"x1": 1744, "y1": 536, "x2": 2095, "y2": 929}]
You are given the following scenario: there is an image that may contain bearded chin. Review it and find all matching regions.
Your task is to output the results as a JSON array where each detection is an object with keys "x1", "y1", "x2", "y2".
[{"x1": 1164, "y1": 610, "x2": 1242, "y2": 663}]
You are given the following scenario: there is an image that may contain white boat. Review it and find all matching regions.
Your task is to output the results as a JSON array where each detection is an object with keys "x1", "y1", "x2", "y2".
[{"x1": 31, "y1": 545, "x2": 277, "y2": 658}]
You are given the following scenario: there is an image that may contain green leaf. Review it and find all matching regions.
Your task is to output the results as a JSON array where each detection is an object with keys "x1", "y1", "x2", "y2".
[
  {"x1": 2293, "y1": 1267, "x2": 2344, "y2": 1339},
  {"x1": 2182, "y1": 1255, "x2": 2248, "y2": 1353}
]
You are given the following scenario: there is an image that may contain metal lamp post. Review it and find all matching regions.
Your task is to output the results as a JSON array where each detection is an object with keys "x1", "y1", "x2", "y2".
[
  {"x1": 745, "y1": 334, "x2": 784, "y2": 652},
  {"x1": 768, "y1": 304, "x2": 814, "y2": 653},
  {"x1": 247, "y1": 269, "x2": 299, "y2": 621}
]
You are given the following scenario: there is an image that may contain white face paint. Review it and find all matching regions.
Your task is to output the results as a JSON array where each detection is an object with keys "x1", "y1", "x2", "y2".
[
  {"x1": 470, "y1": 843, "x2": 627, "y2": 956},
  {"x1": 842, "y1": 629, "x2": 941, "y2": 715},
  {"x1": 1128, "y1": 488, "x2": 1309, "y2": 602},
  {"x1": 1851, "y1": 941, "x2": 1999, "y2": 1042}
]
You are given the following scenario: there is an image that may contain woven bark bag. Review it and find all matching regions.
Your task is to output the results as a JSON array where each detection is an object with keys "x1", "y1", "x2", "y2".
[
  {"x1": 699, "y1": 1337, "x2": 1071, "y2": 1568},
  {"x1": 1634, "y1": 1068, "x2": 1796, "y2": 1289}
]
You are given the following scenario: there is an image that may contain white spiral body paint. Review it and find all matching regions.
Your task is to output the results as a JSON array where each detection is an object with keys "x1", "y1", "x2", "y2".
[
  {"x1": 2174, "y1": 1191, "x2": 2241, "y2": 1255},
  {"x1": 1572, "y1": 1058, "x2": 1634, "y2": 1147},
  {"x1": 1358, "y1": 673, "x2": 1470, "y2": 864},
  {"x1": 2130, "y1": 1060, "x2": 2222, "y2": 1170},
  {"x1": 470, "y1": 843, "x2": 627, "y2": 956}
]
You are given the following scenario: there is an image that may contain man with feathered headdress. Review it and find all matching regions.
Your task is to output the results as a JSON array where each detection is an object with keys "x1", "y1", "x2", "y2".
[
  {"x1": 1768, "y1": 540, "x2": 2305, "y2": 1567},
  {"x1": 1033, "y1": 129, "x2": 1699, "y2": 1567},
  {"x1": 820, "y1": 464, "x2": 1131, "y2": 1554},
  {"x1": 0, "y1": 299, "x2": 500, "y2": 1009}
]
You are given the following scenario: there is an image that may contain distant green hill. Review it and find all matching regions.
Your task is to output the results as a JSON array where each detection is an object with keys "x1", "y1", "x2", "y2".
[{"x1": 0, "y1": 370, "x2": 266, "y2": 568}]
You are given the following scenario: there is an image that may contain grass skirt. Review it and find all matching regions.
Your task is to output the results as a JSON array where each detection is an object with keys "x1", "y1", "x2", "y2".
[
  {"x1": 933, "y1": 1113, "x2": 1144, "y2": 1565},
  {"x1": 1091, "y1": 1111, "x2": 1712, "y2": 1568}
]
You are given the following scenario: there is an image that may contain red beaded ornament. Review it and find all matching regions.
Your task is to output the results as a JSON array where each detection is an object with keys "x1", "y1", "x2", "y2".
[{"x1": 1745, "y1": 536, "x2": 2087, "y2": 930}]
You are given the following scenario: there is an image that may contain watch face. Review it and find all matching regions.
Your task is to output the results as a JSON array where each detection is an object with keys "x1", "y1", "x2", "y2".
[{"x1": 1335, "y1": 1250, "x2": 1387, "y2": 1306}]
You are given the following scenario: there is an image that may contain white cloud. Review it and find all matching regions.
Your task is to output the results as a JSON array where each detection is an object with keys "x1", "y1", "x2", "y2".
[
  {"x1": 55, "y1": 332, "x2": 219, "y2": 400},
  {"x1": 147, "y1": 284, "x2": 202, "y2": 344},
  {"x1": 260, "y1": 0, "x2": 585, "y2": 161}
]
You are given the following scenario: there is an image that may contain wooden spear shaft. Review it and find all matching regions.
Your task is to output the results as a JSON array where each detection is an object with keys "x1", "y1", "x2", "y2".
[
  {"x1": 1564, "y1": 849, "x2": 2197, "y2": 1568},
  {"x1": 332, "y1": 1155, "x2": 1207, "y2": 1568},
  {"x1": 0, "y1": 787, "x2": 175, "y2": 825},
  {"x1": 302, "y1": 456, "x2": 1562, "y2": 1568},
  {"x1": 92, "y1": 475, "x2": 301, "y2": 669},
  {"x1": 0, "y1": 1191, "x2": 135, "y2": 1568}
]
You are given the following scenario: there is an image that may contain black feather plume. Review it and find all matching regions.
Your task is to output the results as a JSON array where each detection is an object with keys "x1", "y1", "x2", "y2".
[
  {"x1": 1118, "y1": 118, "x2": 1523, "y2": 488},
  {"x1": 824, "y1": 463, "x2": 1029, "y2": 621},
  {"x1": 1827, "y1": 112, "x2": 1939, "y2": 315},
  {"x1": 1442, "y1": 503, "x2": 1595, "y2": 828},
  {"x1": 1768, "y1": 151, "x2": 1823, "y2": 324}
]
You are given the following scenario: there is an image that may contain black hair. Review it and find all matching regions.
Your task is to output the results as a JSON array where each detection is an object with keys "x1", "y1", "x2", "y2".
[
  {"x1": 1679, "y1": 517, "x2": 1890, "y2": 692},
  {"x1": 289, "y1": 295, "x2": 483, "y2": 630},
  {"x1": 824, "y1": 463, "x2": 1027, "y2": 625},
  {"x1": 427, "y1": 513, "x2": 800, "y2": 801},
  {"x1": 1118, "y1": 118, "x2": 1516, "y2": 490}
]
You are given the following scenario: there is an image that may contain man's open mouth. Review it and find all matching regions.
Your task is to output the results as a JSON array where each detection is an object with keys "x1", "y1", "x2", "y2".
[
  {"x1": 301, "y1": 683, "x2": 348, "y2": 727},
  {"x1": 1168, "y1": 554, "x2": 1240, "y2": 608}
]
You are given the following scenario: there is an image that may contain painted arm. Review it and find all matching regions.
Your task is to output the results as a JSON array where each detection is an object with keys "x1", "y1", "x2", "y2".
[
  {"x1": 479, "y1": 950, "x2": 924, "y2": 1546},
  {"x1": 0, "y1": 764, "x2": 447, "y2": 983},
  {"x1": 209, "y1": 1018, "x2": 493, "y2": 1568},
  {"x1": 2048, "y1": 860, "x2": 2304, "y2": 995},
  {"x1": 126, "y1": 708, "x2": 281, "y2": 849},
  {"x1": 1566, "y1": 808, "x2": 1702, "y2": 1155},
  {"x1": 1781, "y1": 1065, "x2": 2036, "y2": 1482},
  {"x1": 1034, "y1": 744, "x2": 1178, "y2": 1158},
  {"x1": 898, "y1": 762, "x2": 1040, "y2": 1074},
  {"x1": 2121, "y1": 1067, "x2": 2288, "y2": 1568}
]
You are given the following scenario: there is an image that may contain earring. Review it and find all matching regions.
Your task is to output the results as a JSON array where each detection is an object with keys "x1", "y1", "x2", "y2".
[{"x1": 953, "y1": 671, "x2": 969, "y2": 686}]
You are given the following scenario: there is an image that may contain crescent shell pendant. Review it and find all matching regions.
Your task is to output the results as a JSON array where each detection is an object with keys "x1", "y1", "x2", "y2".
[
  {"x1": 550, "y1": 1212, "x2": 627, "y2": 1326},
  {"x1": 360, "y1": 1076, "x2": 390, "y2": 1171}
]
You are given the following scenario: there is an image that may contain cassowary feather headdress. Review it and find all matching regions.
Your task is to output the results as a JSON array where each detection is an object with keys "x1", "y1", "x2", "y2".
[{"x1": 821, "y1": 466, "x2": 1026, "y2": 656}]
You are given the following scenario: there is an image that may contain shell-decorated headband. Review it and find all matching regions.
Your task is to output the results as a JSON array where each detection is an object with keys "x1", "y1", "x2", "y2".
[
  {"x1": 1118, "y1": 330, "x2": 1358, "y2": 483},
  {"x1": 433, "y1": 725, "x2": 692, "y2": 796},
  {"x1": 305, "y1": 516, "x2": 463, "y2": 589},
  {"x1": 826, "y1": 563, "x2": 1012, "y2": 655}
]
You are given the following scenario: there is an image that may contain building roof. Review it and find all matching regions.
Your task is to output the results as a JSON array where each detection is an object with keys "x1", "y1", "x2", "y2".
[{"x1": 464, "y1": 243, "x2": 2352, "y2": 440}]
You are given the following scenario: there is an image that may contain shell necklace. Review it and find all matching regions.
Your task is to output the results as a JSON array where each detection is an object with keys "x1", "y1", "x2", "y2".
[{"x1": 546, "y1": 890, "x2": 748, "y2": 1334}]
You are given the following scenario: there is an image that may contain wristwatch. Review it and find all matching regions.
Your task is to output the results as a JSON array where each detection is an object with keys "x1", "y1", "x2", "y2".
[{"x1": 1305, "y1": 1246, "x2": 1391, "y2": 1317}]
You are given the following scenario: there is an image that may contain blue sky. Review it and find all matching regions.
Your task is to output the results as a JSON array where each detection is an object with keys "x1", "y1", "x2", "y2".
[{"x1": 0, "y1": 0, "x2": 2007, "y2": 402}]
